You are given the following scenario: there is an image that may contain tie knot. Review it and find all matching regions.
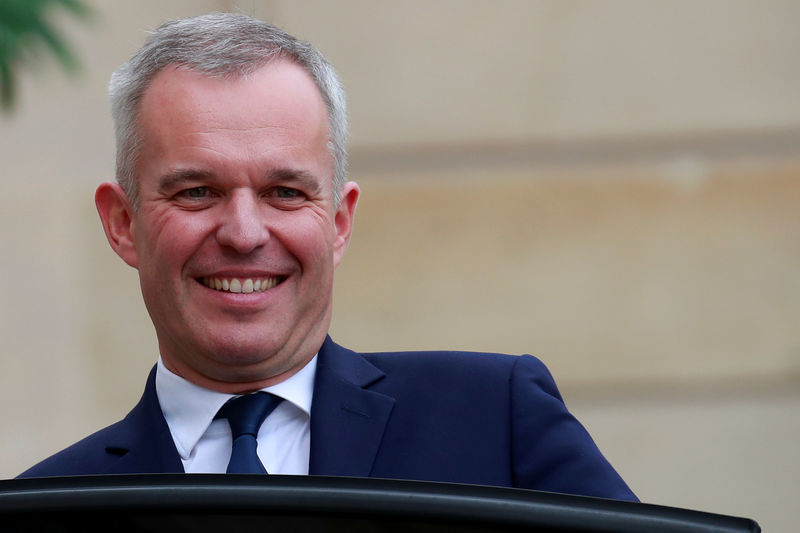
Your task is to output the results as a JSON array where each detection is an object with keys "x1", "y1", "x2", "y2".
[{"x1": 216, "y1": 392, "x2": 283, "y2": 439}]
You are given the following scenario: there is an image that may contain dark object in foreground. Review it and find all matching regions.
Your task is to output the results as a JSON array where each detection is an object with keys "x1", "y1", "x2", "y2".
[{"x1": 0, "y1": 474, "x2": 759, "y2": 533}]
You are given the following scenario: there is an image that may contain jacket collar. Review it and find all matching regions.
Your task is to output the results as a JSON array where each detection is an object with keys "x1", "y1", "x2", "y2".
[
  {"x1": 102, "y1": 367, "x2": 184, "y2": 474},
  {"x1": 100, "y1": 337, "x2": 395, "y2": 477},
  {"x1": 309, "y1": 337, "x2": 395, "y2": 476}
]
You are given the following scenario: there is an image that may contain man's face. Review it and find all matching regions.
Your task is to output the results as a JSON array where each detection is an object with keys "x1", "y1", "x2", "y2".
[{"x1": 97, "y1": 61, "x2": 358, "y2": 392}]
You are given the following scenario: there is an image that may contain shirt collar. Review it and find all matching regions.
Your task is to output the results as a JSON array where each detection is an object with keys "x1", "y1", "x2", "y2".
[{"x1": 155, "y1": 355, "x2": 317, "y2": 460}]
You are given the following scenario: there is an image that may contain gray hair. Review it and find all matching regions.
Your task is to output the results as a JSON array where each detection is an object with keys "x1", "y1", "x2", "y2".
[{"x1": 109, "y1": 12, "x2": 347, "y2": 208}]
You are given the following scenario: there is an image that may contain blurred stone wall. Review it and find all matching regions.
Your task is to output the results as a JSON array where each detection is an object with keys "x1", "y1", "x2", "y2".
[{"x1": 1, "y1": 1, "x2": 798, "y2": 531}]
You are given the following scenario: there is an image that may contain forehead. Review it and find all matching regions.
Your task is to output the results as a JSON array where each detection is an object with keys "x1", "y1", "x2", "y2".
[
  {"x1": 135, "y1": 60, "x2": 332, "y2": 181},
  {"x1": 140, "y1": 59, "x2": 329, "y2": 138}
]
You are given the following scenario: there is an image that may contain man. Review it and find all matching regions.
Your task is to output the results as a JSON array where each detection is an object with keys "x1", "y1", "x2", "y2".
[{"x1": 20, "y1": 12, "x2": 636, "y2": 501}]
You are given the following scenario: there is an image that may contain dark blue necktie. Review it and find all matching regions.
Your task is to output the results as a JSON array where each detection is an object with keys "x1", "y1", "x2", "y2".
[{"x1": 215, "y1": 392, "x2": 283, "y2": 474}]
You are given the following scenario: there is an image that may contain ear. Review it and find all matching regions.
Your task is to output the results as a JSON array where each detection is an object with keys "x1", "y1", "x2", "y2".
[
  {"x1": 332, "y1": 181, "x2": 360, "y2": 268},
  {"x1": 95, "y1": 182, "x2": 139, "y2": 269}
]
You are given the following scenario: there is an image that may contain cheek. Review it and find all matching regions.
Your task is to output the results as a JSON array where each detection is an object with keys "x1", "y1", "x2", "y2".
[
  {"x1": 279, "y1": 213, "x2": 338, "y2": 264},
  {"x1": 135, "y1": 212, "x2": 211, "y2": 275}
]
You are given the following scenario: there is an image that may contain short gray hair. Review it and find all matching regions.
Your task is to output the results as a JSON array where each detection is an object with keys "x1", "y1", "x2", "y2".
[{"x1": 109, "y1": 12, "x2": 347, "y2": 208}]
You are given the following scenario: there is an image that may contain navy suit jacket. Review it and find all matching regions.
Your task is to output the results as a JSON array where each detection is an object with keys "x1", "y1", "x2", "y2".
[{"x1": 19, "y1": 337, "x2": 636, "y2": 501}]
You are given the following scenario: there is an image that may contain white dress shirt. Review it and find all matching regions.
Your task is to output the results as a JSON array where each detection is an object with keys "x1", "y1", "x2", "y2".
[{"x1": 155, "y1": 356, "x2": 316, "y2": 474}]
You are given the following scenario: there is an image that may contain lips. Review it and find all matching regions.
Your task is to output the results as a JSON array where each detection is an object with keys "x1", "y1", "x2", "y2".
[{"x1": 201, "y1": 276, "x2": 283, "y2": 293}]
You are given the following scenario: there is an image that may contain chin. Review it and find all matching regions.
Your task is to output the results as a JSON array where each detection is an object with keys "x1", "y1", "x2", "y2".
[
  {"x1": 193, "y1": 348, "x2": 290, "y2": 385},
  {"x1": 206, "y1": 340, "x2": 284, "y2": 365}
]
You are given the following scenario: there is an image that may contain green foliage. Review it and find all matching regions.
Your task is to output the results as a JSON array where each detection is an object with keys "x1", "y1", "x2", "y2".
[{"x1": 0, "y1": 0, "x2": 90, "y2": 112}]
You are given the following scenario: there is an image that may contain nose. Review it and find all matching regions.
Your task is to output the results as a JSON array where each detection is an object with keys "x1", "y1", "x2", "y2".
[{"x1": 215, "y1": 190, "x2": 270, "y2": 254}]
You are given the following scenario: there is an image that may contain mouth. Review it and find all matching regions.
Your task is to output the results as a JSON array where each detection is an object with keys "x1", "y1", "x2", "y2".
[{"x1": 199, "y1": 275, "x2": 285, "y2": 294}]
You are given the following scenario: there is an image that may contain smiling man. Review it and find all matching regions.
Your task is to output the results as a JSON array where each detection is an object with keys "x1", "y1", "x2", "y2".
[
  {"x1": 19, "y1": 12, "x2": 636, "y2": 501},
  {"x1": 107, "y1": 61, "x2": 356, "y2": 393}
]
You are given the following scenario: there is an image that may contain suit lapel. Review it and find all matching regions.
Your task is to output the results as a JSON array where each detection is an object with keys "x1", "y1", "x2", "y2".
[
  {"x1": 101, "y1": 367, "x2": 184, "y2": 474},
  {"x1": 309, "y1": 337, "x2": 395, "y2": 476},
  {"x1": 96, "y1": 343, "x2": 393, "y2": 476}
]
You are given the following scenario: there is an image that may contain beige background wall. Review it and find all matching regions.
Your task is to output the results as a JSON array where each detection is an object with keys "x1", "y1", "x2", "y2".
[{"x1": 1, "y1": 2, "x2": 798, "y2": 532}]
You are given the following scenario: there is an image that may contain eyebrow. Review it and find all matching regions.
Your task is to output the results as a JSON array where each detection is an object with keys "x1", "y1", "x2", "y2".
[
  {"x1": 266, "y1": 168, "x2": 323, "y2": 195},
  {"x1": 156, "y1": 167, "x2": 324, "y2": 194},
  {"x1": 157, "y1": 169, "x2": 214, "y2": 193}
]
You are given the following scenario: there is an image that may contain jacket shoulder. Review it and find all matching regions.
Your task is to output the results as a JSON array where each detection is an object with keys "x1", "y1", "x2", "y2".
[
  {"x1": 17, "y1": 419, "x2": 129, "y2": 478},
  {"x1": 361, "y1": 349, "x2": 554, "y2": 391},
  {"x1": 362, "y1": 348, "x2": 544, "y2": 373},
  {"x1": 16, "y1": 366, "x2": 177, "y2": 478}
]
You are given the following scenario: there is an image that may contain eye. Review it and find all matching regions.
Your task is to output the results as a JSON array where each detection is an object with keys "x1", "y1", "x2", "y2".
[
  {"x1": 263, "y1": 186, "x2": 307, "y2": 209},
  {"x1": 273, "y1": 186, "x2": 301, "y2": 199},
  {"x1": 171, "y1": 186, "x2": 217, "y2": 209},
  {"x1": 181, "y1": 186, "x2": 209, "y2": 199}
]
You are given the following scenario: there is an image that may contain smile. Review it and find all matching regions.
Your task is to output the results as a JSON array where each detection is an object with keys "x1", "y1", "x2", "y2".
[{"x1": 201, "y1": 276, "x2": 282, "y2": 294}]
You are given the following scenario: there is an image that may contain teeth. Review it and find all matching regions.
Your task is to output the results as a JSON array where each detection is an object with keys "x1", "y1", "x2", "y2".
[{"x1": 203, "y1": 276, "x2": 280, "y2": 293}]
